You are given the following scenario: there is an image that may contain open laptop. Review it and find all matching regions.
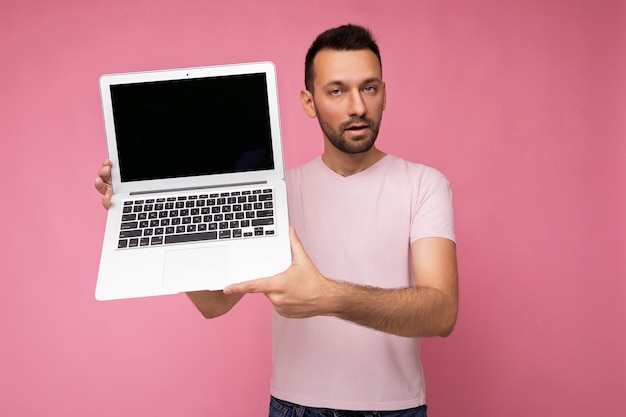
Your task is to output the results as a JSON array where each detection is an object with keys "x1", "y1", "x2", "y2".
[{"x1": 96, "y1": 62, "x2": 291, "y2": 301}]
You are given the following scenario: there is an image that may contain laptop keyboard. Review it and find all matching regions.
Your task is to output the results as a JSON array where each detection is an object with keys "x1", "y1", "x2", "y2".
[{"x1": 117, "y1": 188, "x2": 276, "y2": 249}]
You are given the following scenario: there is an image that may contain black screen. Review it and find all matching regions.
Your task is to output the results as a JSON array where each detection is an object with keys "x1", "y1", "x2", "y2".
[{"x1": 110, "y1": 73, "x2": 274, "y2": 182}]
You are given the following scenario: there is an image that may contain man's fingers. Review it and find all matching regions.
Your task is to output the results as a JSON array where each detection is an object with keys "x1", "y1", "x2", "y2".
[
  {"x1": 224, "y1": 277, "x2": 274, "y2": 295},
  {"x1": 224, "y1": 228, "x2": 305, "y2": 295},
  {"x1": 94, "y1": 176, "x2": 110, "y2": 194},
  {"x1": 95, "y1": 159, "x2": 114, "y2": 210},
  {"x1": 98, "y1": 160, "x2": 113, "y2": 184},
  {"x1": 223, "y1": 284, "x2": 249, "y2": 295},
  {"x1": 95, "y1": 160, "x2": 113, "y2": 193},
  {"x1": 101, "y1": 193, "x2": 112, "y2": 210}
]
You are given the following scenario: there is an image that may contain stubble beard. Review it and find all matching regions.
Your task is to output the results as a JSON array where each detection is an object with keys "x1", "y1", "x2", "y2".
[{"x1": 317, "y1": 114, "x2": 382, "y2": 154}]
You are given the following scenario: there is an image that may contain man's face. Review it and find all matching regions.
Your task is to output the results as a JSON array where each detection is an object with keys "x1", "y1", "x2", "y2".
[{"x1": 308, "y1": 49, "x2": 386, "y2": 154}]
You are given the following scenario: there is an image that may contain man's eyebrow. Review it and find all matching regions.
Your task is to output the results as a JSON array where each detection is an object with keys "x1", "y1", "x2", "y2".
[
  {"x1": 322, "y1": 77, "x2": 383, "y2": 89},
  {"x1": 361, "y1": 77, "x2": 383, "y2": 85}
]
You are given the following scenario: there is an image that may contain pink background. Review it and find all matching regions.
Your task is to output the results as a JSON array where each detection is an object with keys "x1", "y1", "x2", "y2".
[{"x1": 1, "y1": 0, "x2": 624, "y2": 415}]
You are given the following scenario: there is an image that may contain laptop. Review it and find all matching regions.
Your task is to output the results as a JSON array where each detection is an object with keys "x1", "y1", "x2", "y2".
[{"x1": 95, "y1": 62, "x2": 291, "y2": 301}]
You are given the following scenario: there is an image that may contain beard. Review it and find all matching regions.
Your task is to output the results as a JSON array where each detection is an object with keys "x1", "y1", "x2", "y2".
[{"x1": 317, "y1": 113, "x2": 382, "y2": 154}]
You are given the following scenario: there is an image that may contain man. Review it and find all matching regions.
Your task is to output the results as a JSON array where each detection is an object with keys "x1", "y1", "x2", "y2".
[{"x1": 95, "y1": 24, "x2": 458, "y2": 417}]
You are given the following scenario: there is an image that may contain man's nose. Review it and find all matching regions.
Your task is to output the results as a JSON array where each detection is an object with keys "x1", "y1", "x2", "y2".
[{"x1": 347, "y1": 90, "x2": 366, "y2": 117}]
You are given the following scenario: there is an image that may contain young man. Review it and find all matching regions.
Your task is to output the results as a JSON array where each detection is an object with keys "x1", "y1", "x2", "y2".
[{"x1": 96, "y1": 24, "x2": 458, "y2": 417}]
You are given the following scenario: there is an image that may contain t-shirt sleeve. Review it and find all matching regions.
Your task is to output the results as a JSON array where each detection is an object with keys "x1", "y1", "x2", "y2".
[{"x1": 410, "y1": 174, "x2": 456, "y2": 243}]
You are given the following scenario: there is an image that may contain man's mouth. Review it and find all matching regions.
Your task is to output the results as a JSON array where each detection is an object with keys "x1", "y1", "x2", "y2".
[{"x1": 343, "y1": 121, "x2": 371, "y2": 133}]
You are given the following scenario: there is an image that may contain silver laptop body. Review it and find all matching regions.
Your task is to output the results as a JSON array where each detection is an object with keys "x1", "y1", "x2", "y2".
[{"x1": 96, "y1": 62, "x2": 291, "y2": 301}]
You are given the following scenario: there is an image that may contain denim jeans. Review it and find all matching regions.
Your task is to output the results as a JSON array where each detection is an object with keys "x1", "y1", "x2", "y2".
[{"x1": 268, "y1": 396, "x2": 427, "y2": 417}]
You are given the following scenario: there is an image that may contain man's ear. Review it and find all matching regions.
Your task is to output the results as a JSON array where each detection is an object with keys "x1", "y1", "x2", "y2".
[{"x1": 300, "y1": 89, "x2": 317, "y2": 119}]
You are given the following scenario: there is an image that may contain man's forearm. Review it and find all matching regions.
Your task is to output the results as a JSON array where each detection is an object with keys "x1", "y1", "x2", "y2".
[{"x1": 325, "y1": 280, "x2": 458, "y2": 338}]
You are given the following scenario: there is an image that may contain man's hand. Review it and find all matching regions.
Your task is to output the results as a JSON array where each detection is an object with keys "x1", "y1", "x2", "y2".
[
  {"x1": 224, "y1": 227, "x2": 338, "y2": 319},
  {"x1": 94, "y1": 159, "x2": 113, "y2": 210}
]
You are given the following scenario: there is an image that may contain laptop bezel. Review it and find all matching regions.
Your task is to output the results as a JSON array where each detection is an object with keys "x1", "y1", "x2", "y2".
[{"x1": 99, "y1": 62, "x2": 285, "y2": 196}]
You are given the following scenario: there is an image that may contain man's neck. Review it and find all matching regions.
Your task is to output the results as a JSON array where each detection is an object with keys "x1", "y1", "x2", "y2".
[{"x1": 321, "y1": 146, "x2": 386, "y2": 177}]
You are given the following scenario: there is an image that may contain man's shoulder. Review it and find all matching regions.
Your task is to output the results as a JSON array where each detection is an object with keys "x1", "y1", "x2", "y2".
[
  {"x1": 286, "y1": 157, "x2": 320, "y2": 180},
  {"x1": 383, "y1": 154, "x2": 447, "y2": 181}
]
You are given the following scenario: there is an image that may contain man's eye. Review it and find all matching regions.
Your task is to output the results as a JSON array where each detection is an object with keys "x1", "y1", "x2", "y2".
[
  {"x1": 363, "y1": 86, "x2": 376, "y2": 93},
  {"x1": 330, "y1": 89, "x2": 342, "y2": 96}
]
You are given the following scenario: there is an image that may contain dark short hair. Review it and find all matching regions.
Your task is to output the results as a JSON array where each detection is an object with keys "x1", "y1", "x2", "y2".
[{"x1": 304, "y1": 24, "x2": 382, "y2": 92}]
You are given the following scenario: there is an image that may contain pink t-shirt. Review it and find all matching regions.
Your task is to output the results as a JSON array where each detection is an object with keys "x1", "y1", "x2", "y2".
[{"x1": 271, "y1": 155, "x2": 456, "y2": 411}]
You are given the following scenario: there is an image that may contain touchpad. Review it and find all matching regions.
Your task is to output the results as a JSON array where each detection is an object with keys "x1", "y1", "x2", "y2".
[{"x1": 162, "y1": 246, "x2": 227, "y2": 291}]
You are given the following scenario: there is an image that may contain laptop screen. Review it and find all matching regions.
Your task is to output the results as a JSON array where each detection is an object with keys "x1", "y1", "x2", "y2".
[{"x1": 110, "y1": 73, "x2": 274, "y2": 183}]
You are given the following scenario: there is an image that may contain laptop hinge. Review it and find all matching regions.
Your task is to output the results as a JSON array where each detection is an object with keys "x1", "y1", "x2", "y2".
[{"x1": 129, "y1": 181, "x2": 269, "y2": 196}]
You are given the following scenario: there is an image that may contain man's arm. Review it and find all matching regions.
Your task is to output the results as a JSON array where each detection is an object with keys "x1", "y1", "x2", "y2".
[
  {"x1": 94, "y1": 159, "x2": 244, "y2": 319},
  {"x1": 328, "y1": 237, "x2": 458, "y2": 337},
  {"x1": 224, "y1": 228, "x2": 458, "y2": 338}
]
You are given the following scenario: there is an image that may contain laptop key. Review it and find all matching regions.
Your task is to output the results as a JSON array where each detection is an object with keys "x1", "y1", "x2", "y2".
[
  {"x1": 252, "y1": 218, "x2": 274, "y2": 226},
  {"x1": 120, "y1": 230, "x2": 143, "y2": 238},
  {"x1": 256, "y1": 210, "x2": 274, "y2": 218},
  {"x1": 165, "y1": 231, "x2": 218, "y2": 244},
  {"x1": 121, "y1": 221, "x2": 138, "y2": 230}
]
